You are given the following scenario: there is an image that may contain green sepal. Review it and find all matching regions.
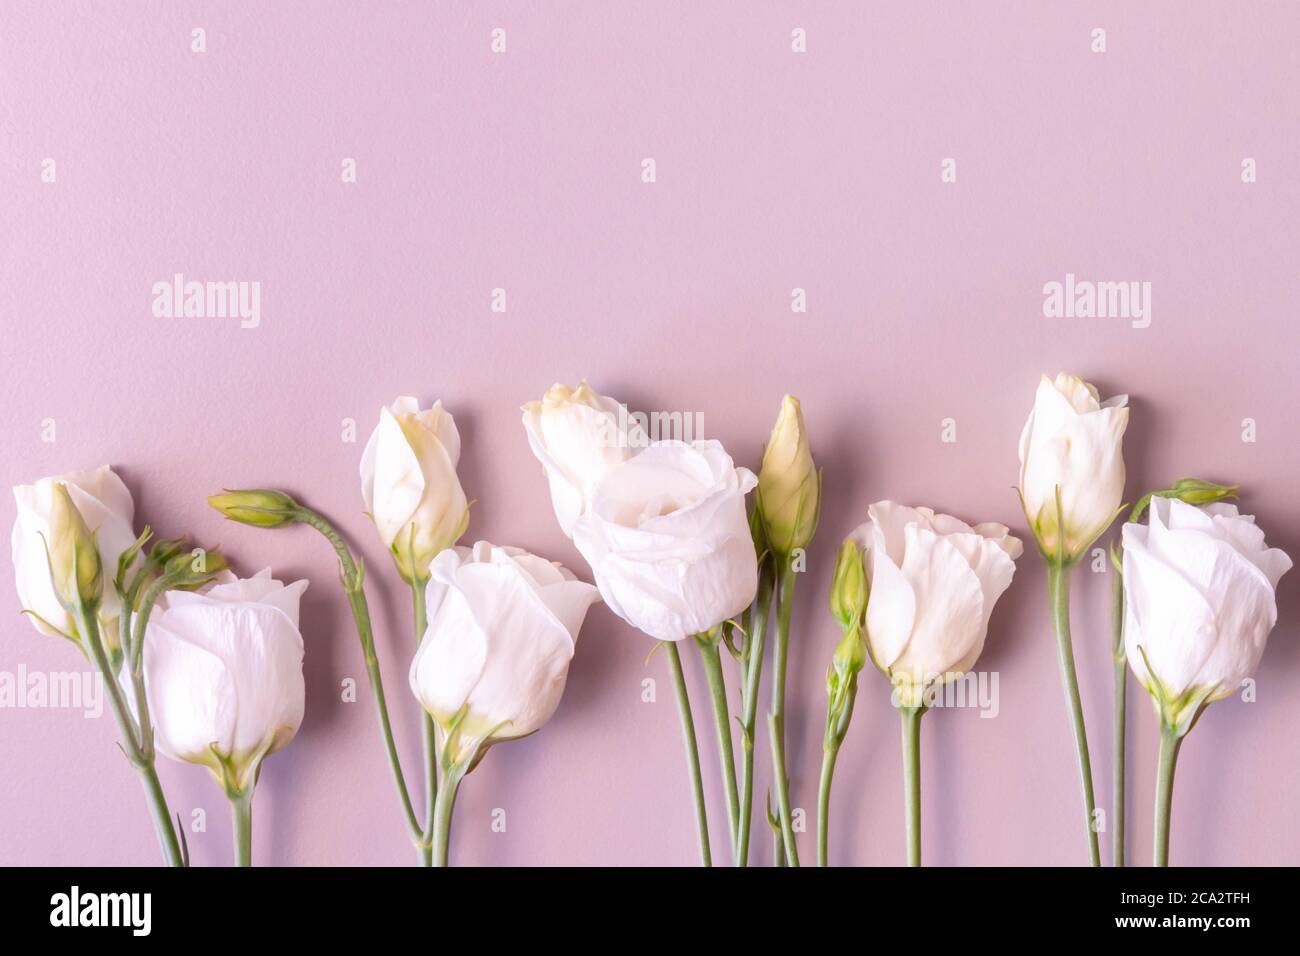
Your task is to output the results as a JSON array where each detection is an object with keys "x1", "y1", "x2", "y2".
[
  {"x1": 1135, "y1": 644, "x2": 1219, "y2": 739},
  {"x1": 114, "y1": 525, "x2": 153, "y2": 599}
]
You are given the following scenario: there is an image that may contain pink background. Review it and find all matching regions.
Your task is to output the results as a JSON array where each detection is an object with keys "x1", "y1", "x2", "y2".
[{"x1": 3, "y1": 2, "x2": 1298, "y2": 866}]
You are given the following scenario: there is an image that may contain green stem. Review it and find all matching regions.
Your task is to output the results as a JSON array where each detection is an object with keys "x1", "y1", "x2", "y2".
[
  {"x1": 817, "y1": 674, "x2": 857, "y2": 867},
  {"x1": 232, "y1": 790, "x2": 253, "y2": 867},
  {"x1": 1153, "y1": 725, "x2": 1182, "y2": 867},
  {"x1": 736, "y1": 564, "x2": 772, "y2": 867},
  {"x1": 901, "y1": 705, "x2": 923, "y2": 866},
  {"x1": 128, "y1": 572, "x2": 181, "y2": 761},
  {"x1": 410, "y1": 580, "x2": 437, "y2": 867},
  {"x1": 768, "y1": 560, "x2": 800, "y2": 866},
  {"x1": 117, "y1": 578, "x2": 138, "y2": 680},
  {"x1": 295, "y1": 507, "x2": 423, "y2": 848},
  {"x1": 1111, "y1": 563, "x2": 1126, "y2": 867},
  {"x1": 816, "y1": 743, "x2": 838, "y2": 867},
  {"x1": 138, "y1": 762, "x2": 184, "y2": 867},
  {"x1": 431, "y1": 770, "x2": 462, "y2": 867},
  {"x1": 767, "y1": 712, "x2": 800, "y2": 867},
  {"x1": 1047, "y1": 562, "x2": 1101, "y2": 866},
  {"x1": 697, "y1": 635, "x2": 740, "y2": 861},
  {"x1": 665, "y1": 641, "x2": 711, "y2": 866},
  {"x1": 80, "y1": 608, "x2": 141, "y2": 757},
  {"x1": 79, "y1": 608, "x2": 184, "y2": 867}
]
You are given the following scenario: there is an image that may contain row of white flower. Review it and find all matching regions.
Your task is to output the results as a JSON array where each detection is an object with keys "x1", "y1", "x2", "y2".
[{"x1": 11, "y1": 373, "x2": 1290, "y2": 867}]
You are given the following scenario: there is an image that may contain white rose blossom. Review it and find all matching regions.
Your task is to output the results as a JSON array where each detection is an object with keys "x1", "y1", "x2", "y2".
[
  {"x1": 1019, "y1": 372, "x2": 1129, "y2": 562},
  {"x1": 139, "y1": 569, "x2": 309, "y2": 793},
  {"x1": 522, "y1": 381, "x2": 647, "y2": 537},
  {"x1": 409, "y1": 542, "x2": 600, "y2": 761},
  {"x1": 1123, "y1": 497, "x2": 1291, "y2": 731},
  {"x1": 12, "y1": 466, "x2": 138, "y2": 641},
  {"x1": 361, "y1": 396, "x2": 469, "y2": 581},
  {"x1": 572, "y1": 439, "x2": 758, "y2": 642},
  {"x1": 853, "y1": 501, "x2": 1023, "y2": 704}
]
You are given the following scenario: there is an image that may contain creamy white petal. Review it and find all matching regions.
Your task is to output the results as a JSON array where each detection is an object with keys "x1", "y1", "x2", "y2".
[
  {"x1": 140, "y1": 572, "x2": 309, "y2": 788},
  {"x1": 370, "y1": 407, "x2": 427, "y2": 546},
  {"x1": 361, "y1": 398, "x2": 469, "y2": 577},
  {"x1": 859, "y1": 522, "x2": 916, "y2": 670},
  {"x1": 891, "y1": 527, "x2": 986, "y2": 679},
  {"x1": 408, "y1": 541, "x2": 599, "y2": 753},
  {"x1": 1018, "y1": 373, "x2": 1129, "y2": 561},
  {"x1": 573, "y1": 440, "x2": 757, "y2": 642},
  {"x1": 143, "y1": 620, "x2": 237, "y2": 764},
  {"x1": 12, "y1": 466, "x2": 137, "y2": 637},
  {"x1": 1124, "y1": 524, "x2": 1222, "y2": 698},
  {"x1": 521, "y1": 382, "x2": 645, "y2": 537},
  {"x1": 854, "y1": 501, "x2": 1021, "y2": 686},
  {"x1": 1125, "y1": 497, "x2": 1288, "y2": 710},
  {"x1": 410, "y1": 582, "x2": 491, "y2": 725}
]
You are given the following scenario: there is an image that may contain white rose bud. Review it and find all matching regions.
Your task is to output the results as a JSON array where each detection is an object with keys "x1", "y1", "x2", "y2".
[
  {"x1": 573, "y1": 439, "x2": 759, "y2": 642},
  {"x1": 521, "y1": 381, "x2": 647, "y2": 537},
  {"x1": 757, "y1": 394, "x2": 820, "y2": 556},
  {"x1": 45, "y1": 483, "x2": 104, "y2": 612},
  {"x1": 360, "y1": 396, "x2": 470, "y2": 582},
  {"x1": 12, "y1": 466, "x2": 138, "y2": 642},
  {"x1": 853, "y1": 501, "x2": 1023, "y2": 706},
  {"x1": 1123, "y1": 497, "x2": 1291, "y2": 734},
  {"x1": 409, "y1": 542, "x2": 599, "y2": 762},
  {"x1": 1018, "y1": 372, "x2": 1129, "y2": 563},
  {"x1": 138, "y1": 569, "x2": 309, "y2": 793}
]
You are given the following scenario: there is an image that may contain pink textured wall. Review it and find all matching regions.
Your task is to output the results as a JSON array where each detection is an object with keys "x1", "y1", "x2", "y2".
[{"x1": 2, "y1": 2, "x2": 1298, "y2": 866}]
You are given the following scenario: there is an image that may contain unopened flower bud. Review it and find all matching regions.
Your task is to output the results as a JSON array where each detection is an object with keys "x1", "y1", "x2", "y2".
[
  {"x1": 164, "y1": 547, "x2": 230, "y2": 588},
  {"x1": 148, "y1": 538, "x2": 189, "y2": 566},
  {"x1": 208, "y1": 489, "x2": 300, "y2": 529},
  {"x1": 828, "y1": 536, "x2": 868, "y2": 633},
  {"x1": 1129, "y1": 478, "x2": 1238, "y2": 525},
  {"x1": 825, "y1": 628, "x2": 867, "y2": 749},
  {"x1": 758, "y1": 395, "x2": 820, "y2": 555},
  {"x1": 47, "y1": 483, "x2": 103, "y2": 611},
  {"x1": 829, "y1": 628, "x2": 867, "y2": 689}
]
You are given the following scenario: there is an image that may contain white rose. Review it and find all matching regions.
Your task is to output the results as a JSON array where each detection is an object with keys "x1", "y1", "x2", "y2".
[
  {"x1": 573, "y1": 440, "x2": 759, "y2": 642},
  {"x1": 140, "y1": 569, "x2": 309, "y2": 792},
  {"x1": 12, "y1": 466, "x2": 138, "y2": 641},
  {"x1": 1018, "y1": 372, "x2": 1129, "y2": 562},
  {"x1": 521, "y1": 381, "x2": 647, "y2": 537},
  {"x1": 1123, "y1": 497, "x2": 1291, "y2": 731},
  {"x1": 409, "y1": 542, "x2": 599, "y2": 758},
  {"x1": 853, "y1": 501, "x2": 1023, "y2": 704},
  {"x1": 360, "y1": 396, "x2": 469, "y2": 580}
]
